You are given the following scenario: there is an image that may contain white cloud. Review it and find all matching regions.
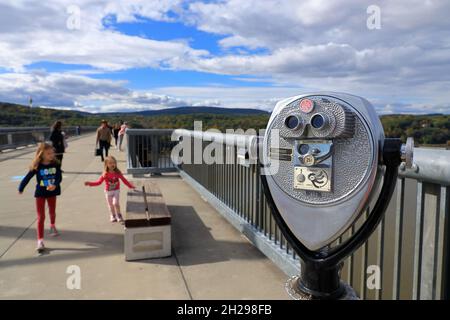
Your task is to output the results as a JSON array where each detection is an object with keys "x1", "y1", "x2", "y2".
[
  {"x1": 0, "y1": 71, "x2": 217, "y2": 112},
  {"x1": 0, "y1": 1, "x2": 207, "y2": 72},
  {"x1": 0, "y1": 0, "x2": 449, "y2": 114}
]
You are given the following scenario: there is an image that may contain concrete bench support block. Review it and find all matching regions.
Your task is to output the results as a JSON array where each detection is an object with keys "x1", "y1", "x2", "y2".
[{"x1": 124, "y1": 225, "x2": 171, "y2": 261}]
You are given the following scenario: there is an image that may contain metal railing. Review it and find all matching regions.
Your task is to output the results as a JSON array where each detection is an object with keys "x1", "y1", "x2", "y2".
[
  {"x1": 0, "y1": 126, "x2": 97, "y2": 151},
  {"x1": 127, "y1": 129, "x2": 450, "y2": 300},
  {"x1": 126, "y1": 129, "x2": 178, "y2": 174}
]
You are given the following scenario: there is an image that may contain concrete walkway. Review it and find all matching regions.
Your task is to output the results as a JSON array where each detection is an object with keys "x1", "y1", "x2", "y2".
[{"x1": 0, "y1": 134, "x2": 289, "y2": 299}]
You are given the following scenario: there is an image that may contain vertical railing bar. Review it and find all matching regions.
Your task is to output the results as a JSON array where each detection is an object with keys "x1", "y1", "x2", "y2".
[
  {"x1": 135, "y1": 134, "x2": 139, "y2": 168},
  {"x1": 223, "y1": 145, "x2": 227, "y2": 204},
  {"x1": 215, "y1": 143, "x2": 218, "y2": 196},
  {"x1": 235, "y1": 151, "x2": 239, "y2": 214},
  {"x1": 254, "y1": 164, "x2": 259, "y2": 230},
  {"x1": 360, "y1": 209, "x2": 369, "y2": 299},
  {"x1": 253, "y1": 164, "x2": 256, "y2": 227},
  {"x1": 240, "y1": 165, "x2": 244, "y2": 219},
  {"x1": 262, "y1": 190, "x2": 267, "y2": 236},
  {"x1": 229, "y1": 148, "x2": 233, "y2": 209},
  {"x1": 126, "y1": 132, "x2": 130, "y2": 170},
  {"x1": 269, "y1": 208, "x2": 273, "y2": 241},
  {"x1": 280, "y1": 230, "x2": 284, "y2": 250},
  {"x1": 348, "y1": 224, "x2": 355, "y2": 287},
  {"x1": 376, "y1": 216, "x2": 385, "y2": 300},
  {"x1": 138, "y1": 134, "x2": 142, "y2": 168},
  {"x1": 223, "y1": 147, "x2": 227, "y2": 201},
  {"x1": 243, "y1": 165, "x2": 246, "y2": 219},
  {"x1": 242, "y1": 165, "x2": 246, "y2": 219},
  {"x1": 248, "y1": 166, "x2": 252, "y2": 223},
  {"x1": 265, "y1": 196, "x2": 269, "y2": 238},
  {"x1": 434, "y1": 186, "x2": 448, "y2": 299},
  {"x1": 227, "y1": 146, "x2": 231, "y2": 204},
  {"x1": 244, "y1": 167, "x2": 250, "y2": 222},
  {"x1": 392, "y1": 177, "x2": 405, "y2": 300},
  {"x1": 242, "y1": 165, "x2": 246, "y2": 220},
  {"x1": 412, "y1": 181, "x2": 424, "y2": 300},
  {"x1": 217, "y1": 144, "x2": 220, "y2": 199},
  {"x1": 233, "y1": 147, "x2": 237, "y2": 212},
  {"x1": 248, "y1": 166, "x2": 252, "y2": 224},
  {"x1": 236, "y1": 148, "x2": 239, "y2": 214}
]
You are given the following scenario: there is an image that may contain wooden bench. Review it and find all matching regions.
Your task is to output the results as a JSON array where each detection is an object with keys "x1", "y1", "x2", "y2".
[{"x1": 124, "y1": 180, "x2": 171, "y2": 261}]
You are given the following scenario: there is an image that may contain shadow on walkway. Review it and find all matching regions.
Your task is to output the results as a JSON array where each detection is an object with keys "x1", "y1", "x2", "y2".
[
  {"x1": 0, "y1": 204, "x2": 265, "y2": 270},
  {"x1": 0, "y1": 227, "x2": 123, "y2": 269},
  {"x1": 136, "y1": 205, "x2": 266, "y2": 267}
]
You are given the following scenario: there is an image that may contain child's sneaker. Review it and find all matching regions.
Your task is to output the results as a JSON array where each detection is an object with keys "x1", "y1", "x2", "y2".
[
  {"x1": 117, "y1": 213, "x2": 124, "y2": 222},
  {"x1": 110, "y1": 214, "x2": 117, "y2": 222},
  {"x1": 36, "y1": 240, "x2": 45, "y2": 254},
  {"x1": 49, "y1": 226, "x2": 59, "y2": 237}
]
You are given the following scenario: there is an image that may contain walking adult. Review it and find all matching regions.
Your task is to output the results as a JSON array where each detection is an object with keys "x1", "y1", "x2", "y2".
[
  {"x1": 118, "y1": 121, "x2": 128, "y2": 152},
  {"x1": 113, "y1": 122, "x2": 121, "y2": 148},
  {"x1": 96, "y1": 120, "x2": 112, "y2": 162},
  {"x1": 49, "y1": 120, "x2": 65, "y2": 166}
]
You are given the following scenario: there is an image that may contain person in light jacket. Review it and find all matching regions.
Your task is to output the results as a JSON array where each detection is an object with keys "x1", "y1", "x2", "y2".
[{"x1": 118, "y1": 121, "x2": 128, "y2": 152}]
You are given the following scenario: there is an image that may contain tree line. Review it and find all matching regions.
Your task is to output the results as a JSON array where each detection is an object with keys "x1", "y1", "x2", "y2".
[{"x1": 0, "y1": 102, "x2": 448, "y2": 145}]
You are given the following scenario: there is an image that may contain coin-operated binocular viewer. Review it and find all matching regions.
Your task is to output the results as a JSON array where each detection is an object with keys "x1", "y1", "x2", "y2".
[{"x1": 261, "y1": 92, "x2": 414, "y2": 299}]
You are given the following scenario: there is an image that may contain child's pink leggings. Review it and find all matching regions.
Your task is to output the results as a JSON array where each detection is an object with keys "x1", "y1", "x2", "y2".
[{"x1": 105, "y1": 190, "x2": 121, "y2": 216}]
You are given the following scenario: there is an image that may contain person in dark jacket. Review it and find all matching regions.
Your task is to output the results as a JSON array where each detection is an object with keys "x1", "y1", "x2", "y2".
[
  {"x1": 96, "y1": 120, "x2": 112, "y2": 162},
  {"x1": 49, "y1": 120, "x2": 65, "y2": 166},
  {"x1": 113, "y1": 122, "x2": 121, "y2": 148}
]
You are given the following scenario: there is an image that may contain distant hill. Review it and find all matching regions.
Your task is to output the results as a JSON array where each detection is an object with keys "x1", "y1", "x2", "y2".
[
  {"x1": 0, "y1": 101, "x2": 448, "y2": 144},
  {"x1": 0, "y1": 102, "x2": 267, "y2": 120},
  {"x1": 0, "y1": 101, "x2": 270, "y2": 131},
  {"x1": 104, "y1": 106, "x2": 268, "y2": 116}
]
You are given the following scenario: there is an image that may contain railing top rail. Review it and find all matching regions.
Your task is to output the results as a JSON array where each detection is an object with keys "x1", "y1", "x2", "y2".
[
  {"x1": 0, "y1": 126, "x2": 97, "y2": 133},
  {"x1": 129, "y1": 129, "x2": 450, "y2": 185},
  {"x1": 399, "y1": 148, "x2": 450, "y2": 185},
  {"x1": 173, "y1": 129, "x2": 260, "y2": 154},
  {"x1": 126, "y1": 128, "x2": 174, "y2": 135},
  {"x1": 0, "y1": 127, "x2": 52, "y2": 133},
  {"x1": 174, "y1": 129, "x2": 450, "y2": 185}
]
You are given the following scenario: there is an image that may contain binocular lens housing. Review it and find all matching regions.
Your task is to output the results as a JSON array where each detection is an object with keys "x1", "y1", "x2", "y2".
[
  {"x1": 311, "y1": 113, "x2": 326, "y2": 129},
  {"x1": 284, "y1": 115, "x2": 301, "y2": 130}
]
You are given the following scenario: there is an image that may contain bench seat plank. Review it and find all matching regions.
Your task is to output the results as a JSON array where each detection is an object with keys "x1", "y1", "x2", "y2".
[{"x1": 125, "y1": 180, "x2": 171, "y2": 228}]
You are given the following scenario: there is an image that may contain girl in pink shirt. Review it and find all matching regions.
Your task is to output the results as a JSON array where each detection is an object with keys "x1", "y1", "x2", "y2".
[{"x1": 84, "y1": 156, "x2": 135, "y2": 222}]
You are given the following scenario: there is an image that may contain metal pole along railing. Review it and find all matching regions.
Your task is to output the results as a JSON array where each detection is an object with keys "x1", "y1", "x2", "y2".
[{"x1": 0, "y1": 126, "x2": 97, "y2": 151}]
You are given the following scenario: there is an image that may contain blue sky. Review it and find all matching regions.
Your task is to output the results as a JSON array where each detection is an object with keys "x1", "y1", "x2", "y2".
[
  {"x1": 25, "y1": 15, "x2": 272, "y2": 90},
  {"x1": 0, "y1": 1, "x2": 449, "y2": 114}
]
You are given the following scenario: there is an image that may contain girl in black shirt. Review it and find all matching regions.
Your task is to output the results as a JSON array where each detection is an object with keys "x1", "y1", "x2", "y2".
[{"x1": 18, "y1": 143, "x2": 62, "y2": 253}]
